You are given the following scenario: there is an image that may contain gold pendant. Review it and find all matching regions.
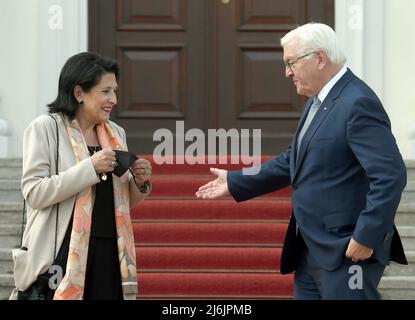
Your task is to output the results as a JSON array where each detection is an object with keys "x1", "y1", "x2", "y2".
[{"x1": 101, "y1": 173, "x2": 107, "y2": 181}]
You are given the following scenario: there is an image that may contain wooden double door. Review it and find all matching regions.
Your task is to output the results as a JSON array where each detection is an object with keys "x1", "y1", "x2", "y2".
[{"x1": 89, "y1": 0, "x2": 334, "y2": 155}]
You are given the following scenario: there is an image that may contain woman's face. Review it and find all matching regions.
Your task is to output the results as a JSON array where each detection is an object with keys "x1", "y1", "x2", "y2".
[{"x1": 77, "y1": 72, "x2": 118, "y2": 124}]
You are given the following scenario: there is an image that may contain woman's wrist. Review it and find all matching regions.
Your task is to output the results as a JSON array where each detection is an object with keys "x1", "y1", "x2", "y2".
[{"x1": 134, "y1": 178, "x2": 150, "y2": 193}]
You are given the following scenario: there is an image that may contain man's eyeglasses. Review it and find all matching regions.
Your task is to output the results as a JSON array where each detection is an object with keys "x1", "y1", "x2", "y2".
[{"x1": 284, "y1": 51, "x2": 317, "y2": 72}]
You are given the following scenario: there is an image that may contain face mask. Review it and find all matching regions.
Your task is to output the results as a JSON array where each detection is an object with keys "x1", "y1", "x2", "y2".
[{"x1": 113, "y1": 150, "x2": 138, "y2": 177}]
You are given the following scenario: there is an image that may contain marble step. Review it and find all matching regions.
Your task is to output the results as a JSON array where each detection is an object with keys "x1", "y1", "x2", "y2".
[
  {"x1": 0, "y1": 180, "x2": 23, "y2": 201},
  {"x1": 397, "y1": 226, "x2": 415, "y2": 251},
  {"x1": 395, "y1": 203, "x2": 415, "y2": 226},
  {"x1": 0, "y1": 274, "x2": 14, "y2": 300},
  {"x1": 383, "y1": 251, "x2": 415, "y2": 277},
  {"x1": 0, "y1": 202, "x2": 23, "y2": 225},
  {"x1": 0, "y1": 249, "x2": 12, "y2": 274},
  {"x1": 401, "y1": 181, "x2": 415, "y2": 204},
  {"x1": 0, "y1": 159, "x2": 22, "y2": 180},
  {"x1": 406, "y1": 160, "x2": 415, "y2": 181},
  {"x1": 0, "y1": 225, "x2": 22, "y2": 249},
  {"x1": 379, "y1": 276, "x2": 415, "y2": 300}
]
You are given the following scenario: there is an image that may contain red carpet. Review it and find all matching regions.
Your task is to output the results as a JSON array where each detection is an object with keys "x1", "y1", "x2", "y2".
[
  {"x1": 132, "y1": 155, "x2": 293, "y2": 299},
  {"x1": 148, "y1": 175, "x2": 291, "y2": 198}
]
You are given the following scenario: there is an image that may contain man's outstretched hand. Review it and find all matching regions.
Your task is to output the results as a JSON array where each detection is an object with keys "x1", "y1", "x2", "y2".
[{"x1": 195, "y1": 168, "x2": 230, "y2": 199}]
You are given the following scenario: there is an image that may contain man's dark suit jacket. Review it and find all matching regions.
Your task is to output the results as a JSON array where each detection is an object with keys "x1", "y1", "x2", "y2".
[{"x1": 227, "y1": 69, "x2": 408, "y2": 274}]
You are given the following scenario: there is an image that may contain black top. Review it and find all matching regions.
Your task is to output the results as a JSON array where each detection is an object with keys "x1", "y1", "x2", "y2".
[
  {"x1": 88, "y1": 146, "x2": 117, "y2": 238},
  {"x1": 83, "y1": 145, "x2": 123, "y2": 299}
]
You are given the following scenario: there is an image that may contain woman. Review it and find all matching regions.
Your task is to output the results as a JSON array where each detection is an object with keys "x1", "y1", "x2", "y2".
[{"x1": 11, "y1": 52, "x2": 152, "y2": 300}]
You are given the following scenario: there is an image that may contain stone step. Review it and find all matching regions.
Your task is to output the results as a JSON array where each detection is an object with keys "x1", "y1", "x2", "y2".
[
  {"x1": 400, "y1": 181, "x2": 415, "y2": 204},
  {"x1": 0, "y1": 249, "x2": 13, "y2": 274},
  {"x1": 0, "y1": 180, "x2": 23, "y2": 201},
  {"x1": 0, "y1": 202, "x2": 23, "y2": 225},
  {"x1": 0, "y1": 249, "x2": 12, "y2": 261},
  {"x1": 406, "y1": 160, "x2": 415, "y2": 181},
  {"x1": 0, "y1": 159, "x2": 22, "y2": 179},
  {"x1": 395, "y1": 203, "x2": 415, "y2": 226},
  {"x1": 0, "y1": 274, "x2": 14, "y2": 300},
  {"x1": 0, "y1": 225, "x2": 22, "y2": 249},
  {"x1": 397, "y1": 226, "x2": 415, "y2": 251},
  {"x1": 383, "y1": 251, "x2": 415, "y2": 277},
  {"x1": 378, "y1": 276, "x2": 415, "y2": 300}
]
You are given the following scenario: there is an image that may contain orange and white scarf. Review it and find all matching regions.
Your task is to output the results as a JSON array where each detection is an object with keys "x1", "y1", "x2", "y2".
[{"x1": 53, "y1": 118, "x2": 137, "y2": 300}]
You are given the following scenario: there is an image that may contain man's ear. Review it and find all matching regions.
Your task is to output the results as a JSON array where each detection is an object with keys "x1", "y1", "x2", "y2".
[
  {"x1": 73, "y1": 85, "x2": 83, "y2": 104},
  {"x1": 317, "y1": 50, "x2": 328, "y2": 70}
]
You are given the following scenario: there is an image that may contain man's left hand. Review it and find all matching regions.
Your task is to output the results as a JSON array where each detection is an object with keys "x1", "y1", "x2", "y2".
[{"x1": 345, "y1": 238, "x2": 373, "y2": 262}]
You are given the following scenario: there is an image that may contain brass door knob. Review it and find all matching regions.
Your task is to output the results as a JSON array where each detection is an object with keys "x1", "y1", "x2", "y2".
[{"x1": 222, "y1": 0, "x2": 230, "y2": 4}]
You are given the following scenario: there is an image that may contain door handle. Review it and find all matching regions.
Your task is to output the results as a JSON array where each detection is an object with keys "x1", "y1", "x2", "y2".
[{"x1": 222, "y1": 0, "x2": 230, "y2": 4}]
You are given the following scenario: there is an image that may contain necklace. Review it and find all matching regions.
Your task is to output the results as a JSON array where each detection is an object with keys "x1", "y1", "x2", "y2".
[
  {"x1": 87, "y1": 145, "x2": 107, "y2": 181},
  {"x1": 87, "y1": 145, "x2": 101, "y2": 154}
]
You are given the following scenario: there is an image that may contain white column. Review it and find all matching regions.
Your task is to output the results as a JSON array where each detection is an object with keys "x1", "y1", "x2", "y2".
[
  {"x1": 335, "y1": 0, "x2": 364, "y2": 77},
  {"x1": 0, "y1": 0, "x2": 88, "y2": 158},
  {"x1": 0, "y1": 95, "x2": 8, "y2": 157},
  {"x1": 335, "y1": 0, "x2": 385, "y2": 101},
  {"x1": 383, "y1": 0, "x2": 415, "y2": 160},
  {"x1": 336, "y1": 0, "x2": 415, "y2": 159},
  {"x1": 410, "y1": 125, "x2": 415, "y2": 159},
  {"x1": 0, "y1": 0, "x2": 39, "y2": 159},
  {"x1": 37, "y1": 0, "x2": 88, "y2": 115},
  {"x1": 0, "y1": 114, "x2": 8, "y2": 158}
]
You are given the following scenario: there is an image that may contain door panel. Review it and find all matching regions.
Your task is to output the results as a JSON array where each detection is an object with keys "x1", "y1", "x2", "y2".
[
  {"x1": 89, "y1": 0, "x2": 334, "y2": 155},
  {"x1": 117, "y1": 46, "x2": 187, "y2": 118},
  {"x1": 117, "y1": 0, "x2": 187, "y2": 31},
  {"x1": 237, "y1": 0, "x2": 306, "y2": 31},
  {"x1": 90, "y1": 0, "x2": 206, "y2": 153}
]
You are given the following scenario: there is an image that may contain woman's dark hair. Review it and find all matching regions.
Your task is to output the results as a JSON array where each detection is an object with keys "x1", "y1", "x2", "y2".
[{"x1": 47, "y1": 52, "x2": 119, "y2": 119}]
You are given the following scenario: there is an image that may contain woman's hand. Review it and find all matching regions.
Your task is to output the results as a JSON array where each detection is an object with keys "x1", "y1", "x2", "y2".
[
  {"x1": 130, "y1": 158, "x2": 152, "y2": 185},
  {"x1": 91, "y1": 148, "x2": 116, "y2": 174}
]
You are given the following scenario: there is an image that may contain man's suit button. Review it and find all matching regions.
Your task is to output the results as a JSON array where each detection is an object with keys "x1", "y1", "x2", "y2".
[
  {"x1": 292, "y1": 184, "x2": 298, "y2": 190},
  {"x1": 383, "y1": 233, "x2": 391, "y2": 247}
]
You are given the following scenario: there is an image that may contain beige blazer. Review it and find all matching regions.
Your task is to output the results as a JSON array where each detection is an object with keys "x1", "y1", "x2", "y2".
[{"x1": 10, "y1": 113, "x2": 150, "y2": 300}]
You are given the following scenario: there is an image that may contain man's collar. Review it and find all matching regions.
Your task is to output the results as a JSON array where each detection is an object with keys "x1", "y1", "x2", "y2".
[{"x1": 317, "y1": 65, "x2": 348, "y2": 103}]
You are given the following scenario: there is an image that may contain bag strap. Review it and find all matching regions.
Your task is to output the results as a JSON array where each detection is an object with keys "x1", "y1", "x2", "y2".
[
  {"x1": 19, "y1": 200, "x2": 26, "y2": 249},
  {"x1": 20, "y1": 114, "x2": 60, "y2": 260},
  {"x1": 49, "y1": 115, "x2": 60, "y2": 260}
]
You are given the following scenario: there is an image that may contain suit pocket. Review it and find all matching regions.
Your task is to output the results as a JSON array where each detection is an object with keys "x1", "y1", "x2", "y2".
[
  {"x1": 12, "y1": 248, "x2": 30, "y2": 290},
  {"x1": 323, "y1": 210, "x2": 358, "y2": 237}
]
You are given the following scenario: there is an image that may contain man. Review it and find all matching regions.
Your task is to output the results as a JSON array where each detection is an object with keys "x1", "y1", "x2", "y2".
[{"x1": 196, "y1": 23, "x2": 407, "y2": 299}]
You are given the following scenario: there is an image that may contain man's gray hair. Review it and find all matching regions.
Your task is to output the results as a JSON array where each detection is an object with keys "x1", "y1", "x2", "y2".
[{"x1": 281, "y1": 23, "x2": 347, "y2": 65}]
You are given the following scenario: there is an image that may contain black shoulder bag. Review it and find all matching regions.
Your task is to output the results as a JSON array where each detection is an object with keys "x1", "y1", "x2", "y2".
[{"x1": 17, "y1": 115, "x2": 70, "y2": 300}]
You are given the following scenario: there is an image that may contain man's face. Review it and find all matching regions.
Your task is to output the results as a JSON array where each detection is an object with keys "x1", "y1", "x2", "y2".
[{"x1": 283, "y1": 40, "x2": 320, "y2": 97}]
